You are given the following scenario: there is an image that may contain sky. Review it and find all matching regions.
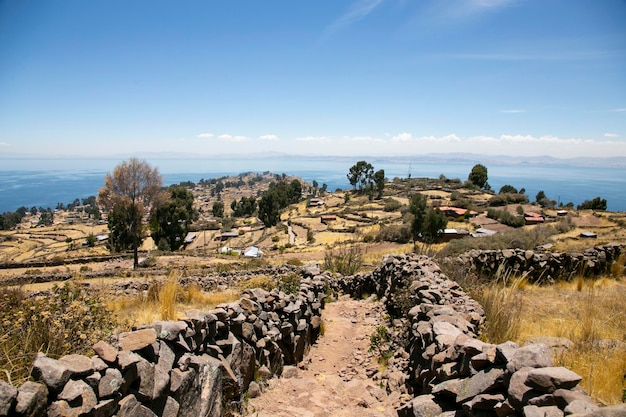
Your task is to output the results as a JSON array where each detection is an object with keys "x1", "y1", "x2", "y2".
[{"x1": 0, "y1": 0, "x2": 625, "y2": 159}]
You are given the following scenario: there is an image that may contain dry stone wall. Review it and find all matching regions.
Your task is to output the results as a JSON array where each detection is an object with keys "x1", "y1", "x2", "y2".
[
  {"x1": 0, "y1": 273, "x2": 326, "y2": 417},
  {"x1": 337, "y1": 254, "x2": 623, "y2": 417},
  {"x1": 457, "y1": 244, "x2": 624, "y2": 283}
]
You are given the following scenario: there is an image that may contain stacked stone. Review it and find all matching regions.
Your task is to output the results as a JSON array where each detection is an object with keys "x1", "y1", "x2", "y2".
[
  {"x1": 0, "y1": 274, "x2": 326, "y2": 417},
  {"x1": 460, "y1": 244, "x2": 624, "y2": 283},
  {"x1": 338, "y1": 254, "x2": 616, "y2": 417}
]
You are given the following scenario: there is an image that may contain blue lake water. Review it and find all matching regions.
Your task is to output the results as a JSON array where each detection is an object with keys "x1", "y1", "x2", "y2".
[{"x1": 0, "y1": 157, "x2": 624, "y2": 212}]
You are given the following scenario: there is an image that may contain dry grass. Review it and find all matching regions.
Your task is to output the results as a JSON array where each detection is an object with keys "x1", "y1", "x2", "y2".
[
  {"x1": 106, "y1": 271, "x2": 241, "y2": 326},
  {"x1": 502, "y1": 276, "x2": 626, "y2": 405}
]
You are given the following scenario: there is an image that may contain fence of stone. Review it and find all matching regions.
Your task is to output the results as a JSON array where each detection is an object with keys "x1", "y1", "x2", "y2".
[
  {"x1": 336, "y1": 254, "x2": 621, "y2": 417},
  {"x1": 0, "y1": 274, "x2": 326, "y2": 417},
  {"x1": 457, "y1": 244, "x2": 624, "y2": 283}
]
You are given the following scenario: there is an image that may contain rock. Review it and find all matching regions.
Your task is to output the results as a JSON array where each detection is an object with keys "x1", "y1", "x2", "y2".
[
  {"x1": 464, "y1": 393, "x2": 505, "y2": 411},
  {"x1": 30, "y1": 353, "x2": 70, "y2": 392},
  {"x1": 58, "y1": 353, "x2": 94, "y2": 377},
  {"x1": 397, "y1": 394, "x2": 443, "y2": 417},
  {"x1": 15, "y1": 381, "x2": 48, "y2": 417},
  {"x1": 49, "y1": 380, "x2": 97, "y2": 417},
  {"x1": 117, "y1": 394, "x2": 158, "y2": 417},
  {"x1": 98, "y1": 368, "x2": 124, "y2": 398},
  {"x1": 0, "y1": 380, "x2": 17, "y2": 416},
  {"x1": 92, "y1": 398, "x2": 119, "y2": 417},
  {"x1": 118, "y1": 328, "x2": 157, "y2": 351},
  {"x1": 564, "y1": 400, "x2": 600, "y2": 416},
  {"x1": 553, "y1": 388, "x2": 595, "y2": 409},
  {"x1": 456, "y1": 367, "x2": 506, "y2": 404},
  {"x1": 526, "y1": 367, "x2": 582, "y2": 393},
  {"x1": 508, "y1": 367, "x2": 542, "y2": 412},
  {"x1": 93, "y1": 340, "x2": 118, "y2": 363},
  {"x1": 506, "y1": 344, "x2": 553, "y2": 373},
  {"x1": 154, "y1": 321, "x2": 189, "y2": 341},
  {"x1": 523, "y1": 405, "x2": 564, "y2": 417},
  {"x1": 162, "y1": 396, "x2": 180, "y2": 417},
  {"x1": 248, "y1": 381, "x2": 261, "y2": 398}
]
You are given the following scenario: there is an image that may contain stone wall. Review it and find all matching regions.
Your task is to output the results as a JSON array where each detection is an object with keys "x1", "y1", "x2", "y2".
[
  {"x1": 337, "y1": 254, "x2": 622, "y2": 417},
  {"x1": 457, "y1": 244, "x2": 624, "y2": 283},
  {"x1": 0, "y1": 272, "x2": 327, "y2": 417}
]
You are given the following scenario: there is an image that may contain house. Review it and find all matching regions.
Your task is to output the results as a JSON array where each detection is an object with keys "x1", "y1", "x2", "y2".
[
  {"x1": 309, "y1": 198, "x2": 325, "y2": 207},
  {"x1": 214, "y1": 231, "x2": 239, "y2": 241},
  {"x1": 183, "y1": 233, "x2": 196, "y2": 244},
  {"x1": 220, "y1": 246, "x2": 240, "y2": 256},
  {"x1": 524, "y1": 212, "x2": 545, "y2": 225},
  {"x1": 243, "y1": 246, "x2": 263, "y2": 258},
  {"x1": 441, "y1": 228, "x2": 470, "y2": 242},
  {"x1": 580, "y1": 231, "x2": 597, "y2": 239},
  {"x1": 471, "y1": 228, "x2": 498, "y2": 238},
  {"x1": 556, "y1": 210, "x2": 569, "y2": 217},
  {"x1": 320, "y1": 215, "x2": 337, "y2": 224},
  {"x1": 437, "y1": 206, "x2": 478, "y2": 219}
]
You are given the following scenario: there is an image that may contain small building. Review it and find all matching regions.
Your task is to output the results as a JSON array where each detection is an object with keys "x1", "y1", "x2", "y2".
[
  {"x1": 437, "y1": 206, "x2": 478, "y2": 219},
  {"x1": 580, "y1": 231, "x2": 597, "y2": 239},
  {"x1": 183, "y1": 233, "x2": 196, "y2": 244},
  {"x1": 442, "y1": 228, "x2": 470, "y2": 242},
  {"x1": 320, "y1": 215, "x2": 337, "y2": 224},
  {"x1": 524, "y1": 212, "x2": 545, "y2": 225},
  {"x1": 471, "y1": 228, "x2": 498, "y2": 238},
  {"x1": 243, "y1": 246, "x2": 263, "y2": 258},
  {"x1": 214, "y1": 231, "x2": 239, "y2": 241},
  {"x1": 309, "y1": 198, "x2": 325, "y2": 207},
  {"x1": 556, "y1": 210, "x2": 569, "y2": 217}
]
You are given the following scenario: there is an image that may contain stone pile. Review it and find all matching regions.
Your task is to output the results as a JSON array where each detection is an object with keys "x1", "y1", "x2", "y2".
[
  {"x1": 458, "y1": 244, "x2": 624, "y2": 283},
  {"x1": 338, "y1": 254, "x2": 621, "y2": 417},
  {"x1": 0, "y1": 273, "x2": 327, "y2": 417}
]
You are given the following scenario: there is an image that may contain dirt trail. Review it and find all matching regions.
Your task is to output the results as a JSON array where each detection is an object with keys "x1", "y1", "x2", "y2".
[{"x1": 246, "y1": 296, "x2": 403, "y2": 417}]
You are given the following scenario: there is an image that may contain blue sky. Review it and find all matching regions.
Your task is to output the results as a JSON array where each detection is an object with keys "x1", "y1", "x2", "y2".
[{"x1": 1, "y1": 0, "x2": 625, "y2": 159}]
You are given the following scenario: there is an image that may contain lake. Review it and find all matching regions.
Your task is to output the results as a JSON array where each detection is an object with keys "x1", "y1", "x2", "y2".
[{"x1": 0, "y1": 157, "x2": 624, "y2": 212}]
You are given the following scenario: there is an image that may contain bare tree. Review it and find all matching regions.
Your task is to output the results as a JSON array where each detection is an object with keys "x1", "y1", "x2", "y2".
[{"x1": 98, "y1": 158, "x2": 163, "y2": 268}]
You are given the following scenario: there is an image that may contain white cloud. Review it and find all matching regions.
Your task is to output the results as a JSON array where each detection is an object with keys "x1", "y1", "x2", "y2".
[
  {"x1": 259, "y1": 134, "x2": 278, "y2": 141},
  {"x1": 346, "y1": 135, "x2": 385, "y2": 143},
  {"x1": 197, "y1": 133, "x2": 214, "y2": 138},
  {"x1": 295, "y1": 136, "x2": 331, "y2": 143},
  {"x1": 604, "y1": 133, "x2": 619, "y2": 138},
  {"x1": 0, "y1": 142, "x2": 10, "y2": 147},
  {"x1": 391, "y1": 132, "x2": 413, "y2": 142},
  {"x1": 218, "y1": 134, "x2": 248, "y2": 142},
  {"x1": 612, "y1": 108, "x2": 626, "y2": 113},
  {"x1": 501, "y1": 109, "x2": 526, "y2": 113}
]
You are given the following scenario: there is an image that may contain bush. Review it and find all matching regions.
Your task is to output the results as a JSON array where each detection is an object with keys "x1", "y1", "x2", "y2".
[
  {"x1": 488, "y1": 193, "x2": 528, "y2": 207},
  {"x1": 324, "y1": 243, "x2": 363, "y2": 275},
  {"x1": 487, "y1": 208, "x2": 525, "y2": 228},
  {"x1": 0, "y1": 283, "x2": 120, "y2": 385},
  {"x1": 375, "y1": 224, "x2": 411, "y2": 243},
  {"x1": 383, "y1": 198, "x2": 402, "y2": 212},
  {"x1": 555, "y1": 215, "x2": 575, "y2": 233}
]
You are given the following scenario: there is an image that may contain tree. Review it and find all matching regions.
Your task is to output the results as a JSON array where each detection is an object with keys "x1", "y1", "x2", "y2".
[
  {"x1": 373, "y1": 169, "x2": 386, "y2": 199},
  {"x1": 98, "y1": 158, "x2": 162, "y2": 269},
  {"x1": 258, "y1": 193, "x2": 280, "y2": 227},
  {"x1": 535, "y1": 190, "x2": 546, "y2": 202},
  {"x1": 499, "y1": 184, "x2": 518, "y2": 194},
  {"x1": 577, "y1": 197, "x2": 607, "y2": 211},
  {"x1": 468, "y1": 164, "x2": 488, "y2": 189},
  {"x1": 150, "y1": 186, "x2": 197, "y2": 251},
  {"x1": 212, "y1": 201, "x2": 224, "y2": 218},
  {"x1": 347, "y1": 161, "x2": 374, "y2": 193},
  {"x1": 422, "y1": 209, "x2": 448, "y2": 243},
  {"x1": 409, "y1": 194, "x2": 427, "y2": 241}
]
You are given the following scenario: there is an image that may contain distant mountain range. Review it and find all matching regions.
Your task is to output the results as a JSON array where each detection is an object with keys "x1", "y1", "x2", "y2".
[{"x1": 3, "y1": 152, "x2": 626, "y2": 168}]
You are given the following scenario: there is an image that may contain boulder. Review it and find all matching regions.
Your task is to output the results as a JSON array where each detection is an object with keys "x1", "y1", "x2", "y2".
[
  {"x1": 58, "y1": 353, "x2": 94, "y2": 377},
  {"x1": 30, "y1": 354, "x2": 70, "y2": 392},
  {"x1": 526, "y1": 367, "x2": 582, "y2": 393},
  {"x1": 397, "y1": 394, "x2": 443, "y2": 417},
  {"x1": 118, "y1": 328, "x2": 158, "y2": 351},
  {"x1": 15, "y1": 381, "x2": 48, "y2": 417},
  {"x1": 0, "y1": 380, "x2": 17, "y2": 416}
]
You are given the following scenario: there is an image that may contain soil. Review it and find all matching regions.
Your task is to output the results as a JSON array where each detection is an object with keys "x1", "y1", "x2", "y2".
[{"x1": 246, "y1": 296, "x2": 405, "y2": 417}]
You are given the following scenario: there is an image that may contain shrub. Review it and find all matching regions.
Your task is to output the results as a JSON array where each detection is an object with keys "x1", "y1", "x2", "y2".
[
  {"x1": 375, "y1": 224, "x2": 411, "y2": 243},
  {"x1": 555, "y1": 215, "x2": 575, "y2": 233},
  {"x1": 577, "y1": 197, "x2": 607, "y2": 211},
  {"x1": 0, "y1": 283, "x2": 120, "y2": 385},
  {"x1": 488, "y1": 193, "x2": 528, "y2": 207},
  {"x1": 383, "y1": 198, "x2": 402, "y2": 212},
  {"x1": 487, "y1": 208, "x2": 525, "y2": 228},
  {"x1": 324, "y1": 243, "x2": 363, "y2": 275}
]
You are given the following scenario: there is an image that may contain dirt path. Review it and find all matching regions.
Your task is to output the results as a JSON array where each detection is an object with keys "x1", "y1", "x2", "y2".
[{"x1": 246, "y1": 296, "x2": 403, "y2": 417}]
